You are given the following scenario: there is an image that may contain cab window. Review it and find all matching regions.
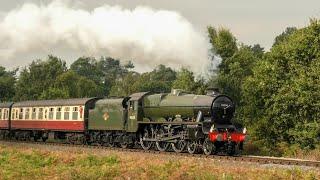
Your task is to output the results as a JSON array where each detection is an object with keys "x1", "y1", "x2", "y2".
[{"x1": 129, "y1": 101, "x2": 137, "y2": 111}]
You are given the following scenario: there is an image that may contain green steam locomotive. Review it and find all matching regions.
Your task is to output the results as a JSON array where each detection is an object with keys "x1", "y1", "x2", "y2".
[{"x1": 0, "y1": 89, "x2": 246, "y2": 155}]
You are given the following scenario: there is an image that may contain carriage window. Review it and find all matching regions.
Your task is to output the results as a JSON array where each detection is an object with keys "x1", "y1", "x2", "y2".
[
  {"x1": 56, "y1": 107, "x2": 61, "y2": 120},
  {"x1": 38, "y1": 108, "x2": 43, "y2": 119},
  {"x1": 1, "y1": 109, "x2": 4, "y2": 120},
  {"x1": 25, "y1": 108, "x2": 30, "y2": 120},
  {"x1": 4, "y1": 109, "x2": 7, "y2": 119},
  {"x1": 19, "y1": 108, "x2": 23, "y2": 119},
  {"x1": 15, "y1": 109, "x2": 19, "y2": 119},
  {"x1": 64, "y1": 107, "x2": 70, "y2": 120},
  {"x1": 0, "y1": 109, "x2": 2, "y2": 120},
  {"x1": 11, "y1": 110, "x2": 14, "y2": 120},
  {"x1": 32, "y1": 108, "x2": 36, "y2": 119},
  {"x1": 49, "y1": 108, "x2": 54, "y2": 119},
  {"x1": 72, "y1": 107, "x2": 78, "y2": 120}
]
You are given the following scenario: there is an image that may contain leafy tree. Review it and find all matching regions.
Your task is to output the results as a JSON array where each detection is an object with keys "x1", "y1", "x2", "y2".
[
  {"x1": 133, "y1": 65, "x2": 177, "y2": 93},
  {"x1": 109, "y1": 72, "x2": 140, "y2": 97},
  {"x1": 217, "y1": 46, "x2": 258, "y2": 102},
  {"x1": 207, "y1": 26, "x2": 263, "y2": 125},
  {"x1": 207, "y1": 26, "x2": 238, "y2": 62},
  {"x1": 193, "y1": 77, "x2": 209, "y2": 95},
  {"x1": 124, "y1": 60, "x2": 135, "y2": 69},
  {"x1": 71, "y1": 56, "x2": 133, "y2": 96},
  {"x1": 273, "y1": 27, "x2": 297, "y2": 47},
  {"x1": 70, "y1": 57, "x2": 102, "y2": 84},
  {"x1": 14, "y1": 55, "x2": 67, "y2": 101},
  {"x1": 172, "y1": 68, "x2": 208, "y2": 94},
  {"x1": 172, "y1": 68, "x2": 196, "y2": 92},
  {"x1": 242, "y1": 20, "x2": 320, "y2": 148},
  {"x1": 97, "y1": 57, "x2": 129, "y2": 96},
  {"x1": 249, "y1": 44, "x2": 264, "y2": 58},
  {"x1": 0, "y1": 66, "x2": 17, "y2": 101},
  {"x1": 39, "y1": 87, "x2": 69, "y2": 100},
  {"x1": 110, "y1": 65, "x2": 177, "y2": 96},
  {"x1": 54, "y1": 71, "x2": 103, "y2": 98}
]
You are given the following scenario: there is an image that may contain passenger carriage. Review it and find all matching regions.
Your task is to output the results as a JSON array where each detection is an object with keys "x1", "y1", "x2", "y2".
[
  {"x1": 0, "y1": 102, "x2": 13, "y2": 138},
  {"x1": 10, "y1": 98, "x2": 97, "y2": 141}
]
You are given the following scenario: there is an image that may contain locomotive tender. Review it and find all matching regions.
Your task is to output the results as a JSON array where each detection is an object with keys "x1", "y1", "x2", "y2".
[{"x1": 0, "y1": 89, "x2": 246, "y2": 155}]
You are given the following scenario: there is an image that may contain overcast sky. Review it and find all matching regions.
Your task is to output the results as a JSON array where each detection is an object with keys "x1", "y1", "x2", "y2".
[{"x1": 0, "y1": 0, "x2": 319, "y2": 71}]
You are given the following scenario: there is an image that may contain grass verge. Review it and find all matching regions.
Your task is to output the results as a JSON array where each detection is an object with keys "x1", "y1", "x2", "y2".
[{"x1": 0, "y1": 145, "x2": 319, "y2": 180}]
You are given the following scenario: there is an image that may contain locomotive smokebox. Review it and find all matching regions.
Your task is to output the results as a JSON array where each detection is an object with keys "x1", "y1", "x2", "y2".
[{"x1": 211, "y1": 95, "x2": 235, "y2": 124}]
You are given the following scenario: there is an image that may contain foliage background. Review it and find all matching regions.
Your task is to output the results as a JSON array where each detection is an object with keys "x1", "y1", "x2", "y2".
[{"x1": 1, "y1": 19, "x2": 320, "y2": 156}]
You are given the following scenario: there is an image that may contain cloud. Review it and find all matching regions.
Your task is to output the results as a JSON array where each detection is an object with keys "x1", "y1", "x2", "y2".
[{"x1": 0, "y1": 1, "x2": 210, "y2": 73}]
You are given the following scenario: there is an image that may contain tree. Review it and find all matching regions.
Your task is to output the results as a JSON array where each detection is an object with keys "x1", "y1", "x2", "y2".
[
  {"x1": 273, "y1": 27, "x2": 297, "y2": 47},
  {"x1": 54, "y1": 71, "x2": 103, "y2": 98},
  {"x1": 207, "y1": 26, "x2": 238, "y2": 62},
  {"x1": 133, "y1": 65, "x2": 176, "y2": 93},
  {"x1": 0, "y1": 66, "x2": 17, "y2": 101},
  {"x1": 109, "y1": 72, "x2": 140, "y2": 97},
  {"x1": 217, "y1": 47, "x2": 258, "y2": 97},
  {"x1": 14, "y1": 55, "x2": 67, "y2": 101},
  {"x1": 109, "y1": 65, "x2": 177, "y2": 97},
  {"x1": 172, "y1": 68, "x2": 196, "y2": 92},
  {"x1": 70, "y1": 57, "x2": 102, "y2": 84},
  {"x1": 39, "y1": 87, "x2": 69, "y2": 100},
  {"x1": 97, "y1": 57, "x2": 130, "y2": 96},
  {"x1": 249, "y1": 44, "x2": 264, "y2": 58},
  {"x1": 242, "y1": 20, "x2": 320, "y2": 148}
]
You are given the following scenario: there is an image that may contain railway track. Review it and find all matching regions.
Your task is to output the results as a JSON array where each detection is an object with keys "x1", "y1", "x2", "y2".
[{"x1": 1, "y1": 140, "x2": 319, "y2": 168}]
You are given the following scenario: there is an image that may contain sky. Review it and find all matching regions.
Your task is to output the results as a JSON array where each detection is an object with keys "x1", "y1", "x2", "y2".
[{"x1": 0, "y1": 0, "x2": 319, "y2": 72}]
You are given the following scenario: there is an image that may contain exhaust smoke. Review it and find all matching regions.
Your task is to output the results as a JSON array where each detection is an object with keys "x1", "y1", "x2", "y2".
[{"x1": 0, "y1": 1, "x2": 210, "y2": 73}]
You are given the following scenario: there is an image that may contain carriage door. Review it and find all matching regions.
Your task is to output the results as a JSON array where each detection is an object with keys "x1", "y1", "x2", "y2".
[
  {"x1": 127, "y1": 100, "x2": 138, "y2": 132},
  {"x1": 44, "y1": 108, "x2": 49, "y2": 120},
  {"x1": 43, "y1": 107, "x2": 49, "y2": 129}
]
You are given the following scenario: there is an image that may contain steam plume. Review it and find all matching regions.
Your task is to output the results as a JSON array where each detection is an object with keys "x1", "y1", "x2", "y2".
[{"x1": 0, "y1": 1, "x2": 209, "y2": 72}]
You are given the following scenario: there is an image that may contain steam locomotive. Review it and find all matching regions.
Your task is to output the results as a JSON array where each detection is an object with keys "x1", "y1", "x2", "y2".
[{"x1": 0, "y1": 89, "x2": 246, "y2": 155}]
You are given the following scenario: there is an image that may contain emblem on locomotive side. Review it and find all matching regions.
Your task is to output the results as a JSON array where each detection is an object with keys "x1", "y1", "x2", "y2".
[{"x1": 103, "y1": 112, "x2": 109, "y2": 121}]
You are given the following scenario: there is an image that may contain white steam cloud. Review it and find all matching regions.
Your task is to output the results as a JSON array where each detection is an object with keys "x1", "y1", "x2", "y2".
[{"x1": 0, "y1": 1, "x2": 209, "y2": 72}]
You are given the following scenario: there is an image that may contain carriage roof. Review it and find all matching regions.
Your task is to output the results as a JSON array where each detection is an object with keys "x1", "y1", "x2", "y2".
[
  {"x1": 12, "y1": 98, "x2": 97, "y2": 107},
  {"x1": 0, "y1": 102, "x2": 13, "y2": 108}
]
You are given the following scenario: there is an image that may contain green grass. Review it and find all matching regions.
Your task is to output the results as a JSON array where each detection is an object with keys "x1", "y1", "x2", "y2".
[
  {"x1": 0, "y1": 147, "x2": 120, "y2": 180},
  {"x1": 0, "y1": 145, "x2": 319, "y2": 180}
]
